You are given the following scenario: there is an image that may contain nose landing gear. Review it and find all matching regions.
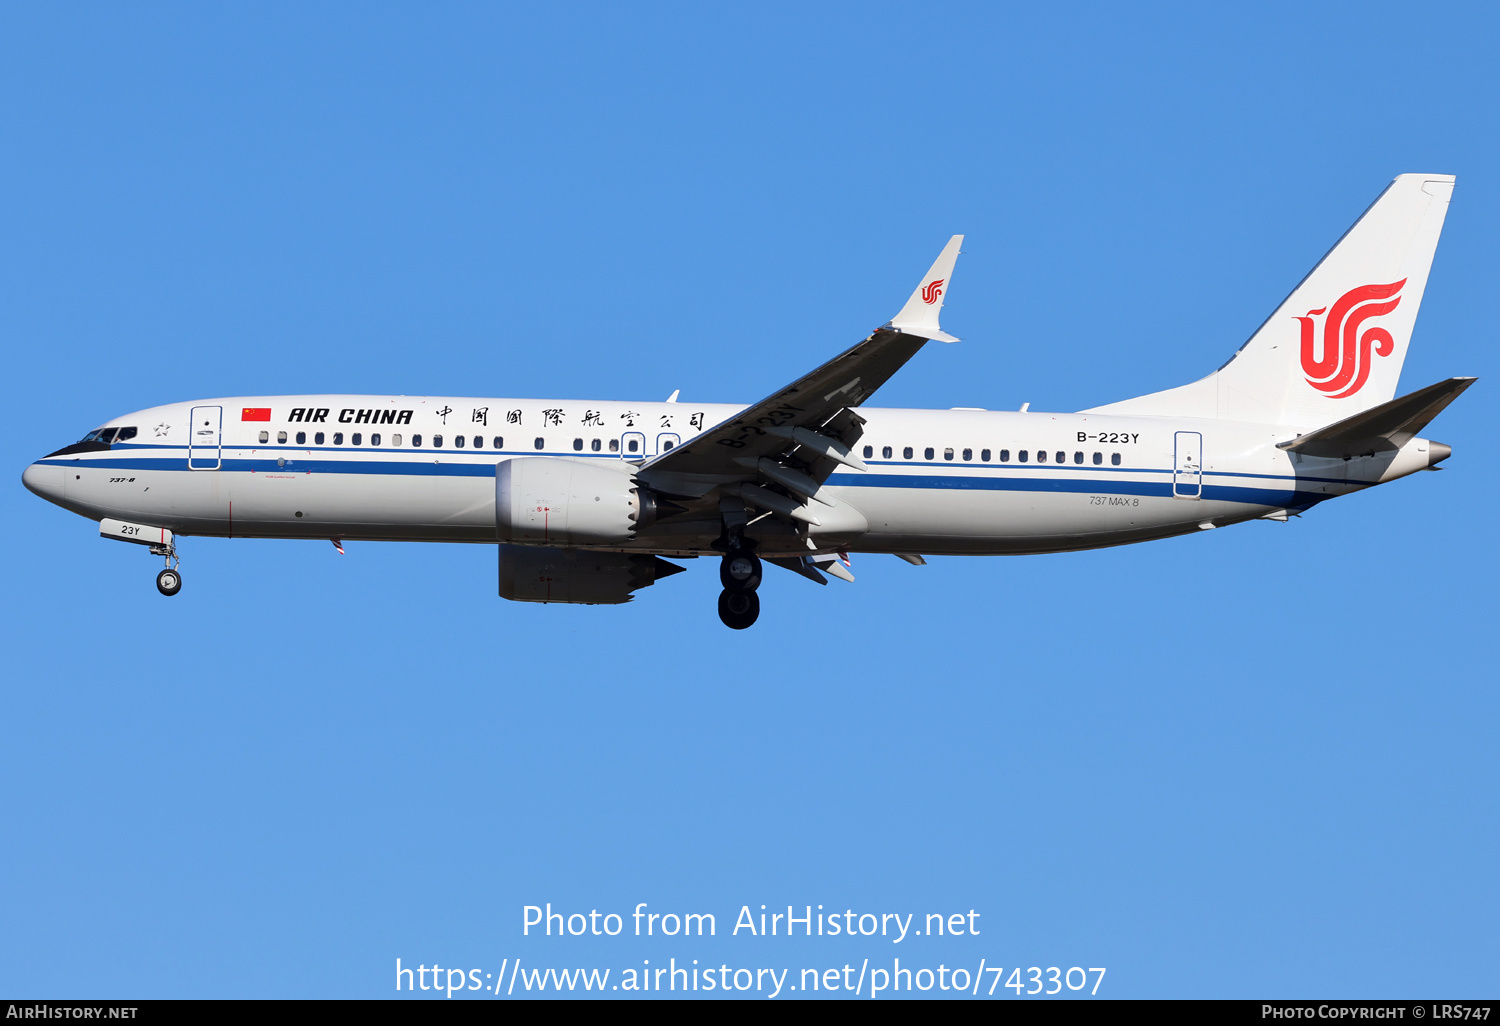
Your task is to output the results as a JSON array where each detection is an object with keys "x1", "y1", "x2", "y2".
[
  {"x1": 717, "y1": 549, "x2": 761, "y2": 629},
  {"x1": 151, "y1": 541, "x2": 181, "y2": 597}
]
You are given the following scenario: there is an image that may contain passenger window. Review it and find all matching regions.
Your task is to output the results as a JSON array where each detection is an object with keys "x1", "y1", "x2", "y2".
[
  {"x1": 924, "y1": 447, "x2": 935, "y2": 460},
  {"x1": 371, "y1": 433, "x2": 381, "y2": 446},
  {"x1": 1037, "y1": 450, "x2": 1047, "y2": 463},
  {"x1": 1056, "y1": 451, "x2": 1065, "y2": 463},
  {"x1": 573, "y1": 438, "x2": 584, "y2": 451},
  {"x1": 411, "y1": 433, "x2": 421, "y2": 447},
  {"x1": 981, "y1": 448, "x2": 991, "y2": 462},
  {"x1": 115, "y1": 427, "x2": 137, "y2": 441},
  {"x1": 662, "y1": 439, "x2": 674, "y2": 451},
  {"x1": 455, "y1": 435, "x2": 465, "y2": 448},
  {"x1": 903, "y1": 447, "x2": 913, "y2": 460},
  {"x1": 943, "y1": 448, "x2": 954, "y2": 461},
  {"x1": 1019, "y1": 450, "x2": 1029, "y2": 463},
  {"x1": 1093, "y1": 451, "x2": 1102, "y2": 465},
  {"x1": 534, "y1": 437, "x2": 545, "y2": 450},
  {"x1": 296, "y1": 431, "x2": 306, "y2": 444},
  {"x1": 863, "y1": 445, "x2": 873, "y2": 458},
  {"x1": 627, "y1": 439, "x2": 638, "y2": 453},
  {"x1": 315, "y1": 432, "x2": 325, "y2": 445},
  {"x1": 493, "y1": 436, "x2": 504, "y2": 449},
  {"x1": 259, "y1": 431, "x2": 269, "y2": 444},
  {"x1": 1111, "y1": 453, "x2": 1121, "y2": 465},
  {"x1": 962, "y1": 448, "x2": 972, "y2": 461},
  {"x1": 882, "y1": 446, "x2": 892, "y2": 459},
  {"x1": 334, "y1": 432, "x2": 344, "y2": 445},
  {"x1": 1074, "y1": 451, "x2": 1083, "y2": 464},
  {"x1": 392, "y1": 434, "x2": 402, "y2": 446},
  {"x1": 472, "y1": 436, "x2": 482, "y2": 448},
  {"x1": 999, "y1": 449, "x2": 1009, "y2": 462},
  {"x1": 433, "y1": 434, "x2": 442, "y2": 447},
  {"x1": 352, "y1": 433, "x2": 362, "y2": 445},
  {"x1": 610, "y1": 439, "x2": 620, "y2": 452},
  {"x1": 278, "y1": 431, "x2": 287, "y2": 444},
  {"x1": 591, "y1": 438, "x2": 601, "y2": 451}
]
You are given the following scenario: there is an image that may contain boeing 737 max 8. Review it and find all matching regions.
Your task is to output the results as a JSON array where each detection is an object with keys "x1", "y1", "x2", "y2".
[{"x1": 22, "y1": 174, "x2": 1473, "y2": 628}]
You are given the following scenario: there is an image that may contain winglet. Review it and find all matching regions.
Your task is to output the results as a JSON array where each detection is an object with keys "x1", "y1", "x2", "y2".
[{"x1": 886, "y1": 235, "x2": 963, "y2": 343}]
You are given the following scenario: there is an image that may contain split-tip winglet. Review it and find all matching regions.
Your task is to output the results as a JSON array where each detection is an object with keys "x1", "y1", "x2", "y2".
[{"x1": 886, "y1": 234, "x2": 963, "y2": 343}]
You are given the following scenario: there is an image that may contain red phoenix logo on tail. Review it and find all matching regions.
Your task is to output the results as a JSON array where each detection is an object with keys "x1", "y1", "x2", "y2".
[
  {"x1": 1297, "y1": 279, "x2": 1406, "y2": 399},
  {"x1": 921, "y1": 279, "x2": 944, "y2": 304}
]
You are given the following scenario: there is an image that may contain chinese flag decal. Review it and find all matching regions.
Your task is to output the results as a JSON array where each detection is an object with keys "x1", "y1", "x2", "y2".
[{"x1": 241, "y1": 408, "x2": 272, "y2": 421}]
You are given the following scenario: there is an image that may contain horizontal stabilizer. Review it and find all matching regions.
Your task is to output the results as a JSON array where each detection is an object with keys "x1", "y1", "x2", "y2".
[{"x1": 1278, "y1": 376, "x2": 1475, "y2": 458}]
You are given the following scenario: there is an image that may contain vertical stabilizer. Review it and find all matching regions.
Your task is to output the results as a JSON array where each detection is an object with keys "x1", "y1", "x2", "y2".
[{"x1": 1086, "y1": 174, "x2": 1455, "y2": 426}]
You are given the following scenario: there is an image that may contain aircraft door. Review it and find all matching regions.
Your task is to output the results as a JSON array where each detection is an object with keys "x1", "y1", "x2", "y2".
[
  {"x1": 620, "y1": 431, "x2": 647, "y2": 461},
  {"x1": 1173, "y1": 431, "x2": 1202, "y2": 499},
  {"x1": 657, "y1": 432, "x2": 681, "y2": 454},
  {"x1": 189, "y1": 406, "x2": 222, "y2": 470}
]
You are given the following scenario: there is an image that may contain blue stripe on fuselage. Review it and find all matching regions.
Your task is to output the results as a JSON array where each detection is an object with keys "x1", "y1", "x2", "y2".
[{"x1": 41, "y1": 452, "x2": 1342, "y2": 508}]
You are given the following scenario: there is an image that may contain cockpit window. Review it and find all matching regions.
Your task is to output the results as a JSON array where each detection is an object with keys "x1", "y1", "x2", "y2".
[{"x1": 81, "y1": 426, "x2": 136, "y2": 444}]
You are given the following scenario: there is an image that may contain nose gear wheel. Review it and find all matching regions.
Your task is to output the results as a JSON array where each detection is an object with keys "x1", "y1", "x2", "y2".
[
  {"x1": 150, "y1": 541, "x2": 181, "y2": 596},
  {"x1": 156, "y1": 567, "x2": 182, "y2": 596}
]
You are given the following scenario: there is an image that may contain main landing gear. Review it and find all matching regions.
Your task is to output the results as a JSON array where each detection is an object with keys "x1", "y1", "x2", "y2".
[
  {"x1": 152, "y1": 541, "x2": 181, "y2": 597},
  {"x1": 717, "y1": 548, "x2": 761, "y2": 630}
]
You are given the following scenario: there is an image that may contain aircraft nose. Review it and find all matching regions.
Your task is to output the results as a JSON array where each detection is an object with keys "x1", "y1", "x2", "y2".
[{"x1": 22, "y1": 461, "x2": 65, "y2": 503}]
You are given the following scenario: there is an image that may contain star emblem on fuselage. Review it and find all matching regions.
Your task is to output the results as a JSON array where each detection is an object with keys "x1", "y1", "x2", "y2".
[{"x1": 154, "y1": 422, "x2": 170, "y2": 437}]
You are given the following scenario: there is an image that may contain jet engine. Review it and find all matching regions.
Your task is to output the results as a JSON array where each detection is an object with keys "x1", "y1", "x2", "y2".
[
  {"x1": 496, "y1": 457, "x2": 657, "y2": 546},
  {"x1": 498, "y1": 545, "x2": 684, "y2": 604}
]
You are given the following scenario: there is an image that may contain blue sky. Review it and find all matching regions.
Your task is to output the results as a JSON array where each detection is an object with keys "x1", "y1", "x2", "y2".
[{"x1": 2, "y1": 2, "x2": 1495, "y2": 999}]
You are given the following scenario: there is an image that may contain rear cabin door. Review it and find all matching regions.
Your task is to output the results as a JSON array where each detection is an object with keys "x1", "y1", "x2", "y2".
[
  {"x1": 1173, "y1": 431, "x2": 1202, "y2": 499},
  {"x1": 189, "y1": 405, "x2": 222, "y2": 470}
]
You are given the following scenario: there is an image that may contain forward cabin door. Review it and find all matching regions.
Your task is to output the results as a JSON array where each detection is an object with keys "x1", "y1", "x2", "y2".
[
  {"x1": 188, "y1": 405, "x2": 222, "y2": 470},
  {"x1": 1172, "y1": 431, "x2": 1202, "y2": 499}
]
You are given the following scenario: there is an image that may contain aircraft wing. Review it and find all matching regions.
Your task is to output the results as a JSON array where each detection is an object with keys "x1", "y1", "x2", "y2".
[{"x1": 637, "y1": 236, "x2": 962, "y2": 493}]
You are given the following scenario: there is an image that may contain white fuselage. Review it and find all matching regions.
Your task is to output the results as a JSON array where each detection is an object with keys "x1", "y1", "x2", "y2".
[{"x1": 25, "y1": 394, "x2": 1440, "y2": 558}]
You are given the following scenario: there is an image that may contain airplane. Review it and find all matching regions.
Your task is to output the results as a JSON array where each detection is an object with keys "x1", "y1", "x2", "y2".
[{"x1": 22, "y1": 173, "x2": 1473, "y2": 629}]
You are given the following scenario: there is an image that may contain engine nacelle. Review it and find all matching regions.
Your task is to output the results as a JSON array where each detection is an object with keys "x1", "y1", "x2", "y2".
[
  {"x1": 498, "y1": 545, "x2": 684, "y2": 604},
  {"x1": 496, "y1": 457, "x2": 655, "y2": 545}
]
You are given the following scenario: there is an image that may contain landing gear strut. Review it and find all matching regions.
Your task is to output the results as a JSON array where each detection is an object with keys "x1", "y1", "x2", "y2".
[
  {"x1": 717, "y1": 548, "x2": 761, "y2": 629},
  {"x1": 151, "y1": 541, "x2": 181, "y2": 597}
]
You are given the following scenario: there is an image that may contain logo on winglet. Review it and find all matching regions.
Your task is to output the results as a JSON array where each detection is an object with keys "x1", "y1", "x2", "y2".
[
  {"x1": 921, "y1": 279, "x2": 944, "y2": 304},
  {"x1": 1297, "y1": 279, "x2": 1406, "y2": 398}
]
